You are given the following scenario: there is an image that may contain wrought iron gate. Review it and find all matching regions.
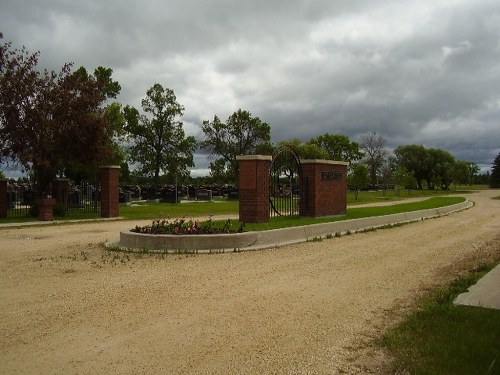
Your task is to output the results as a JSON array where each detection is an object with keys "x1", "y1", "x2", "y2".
[{"x1": 269, "y1": 146, "x2": 302, "y2": 217}]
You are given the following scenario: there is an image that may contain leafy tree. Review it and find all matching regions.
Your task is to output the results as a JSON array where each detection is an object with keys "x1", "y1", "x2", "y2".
[
  {"x1": 208, "y1": 158, "x2": 230, "y2": 185},
  {"x1": 425, "y1": 148, "x2": 455, "y2": 190},
  {"x1": 0, "y1": 34, "x2": 121, "y2": 197},
  {"x1": 349, "y1": 163, "x2": 370, "y2": 200},
  {"x1": 359, "y1": 132, "x2": 388, "y2": 186},
  {"x1": 394, "y1": 145, "x2": 430, "y2": 190},
  {"x1": 467, "y1": 162, "x2": 480, "y2": 183},
  {"x1": 452, "y1": 160, "x2": 471, "y2": 188},
  {"x1": 393, "y1": 166, "x2": 417, "y2": 195},
  {"x1": 279, "y1": 139, "x2": 328, "y2": 160},
  {"x1": 491, "y1": 152, "x2": 500, "y2": 188},
  {"x1": 308, "y1": 133, "x2": 363, "y2": 165},
  {"x1": 200, "y1": 109, "x2": 271, "y2": 184},
  {"x1": 123, "y1": 83, "x2": 196, "y2": 187}
]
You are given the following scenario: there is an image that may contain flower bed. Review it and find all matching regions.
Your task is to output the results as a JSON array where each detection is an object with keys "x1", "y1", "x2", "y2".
[{"x1": 131, "y1": 218, "x2": 245, "y2": 235}]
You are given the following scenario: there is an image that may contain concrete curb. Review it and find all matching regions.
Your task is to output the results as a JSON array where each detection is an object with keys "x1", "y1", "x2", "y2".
[
  {"x1": 111, "y1": 199, "x2": 473, "y2": 253},
  {"x1": 454, "y1": 263, "x2": 500, "y2": 310}
]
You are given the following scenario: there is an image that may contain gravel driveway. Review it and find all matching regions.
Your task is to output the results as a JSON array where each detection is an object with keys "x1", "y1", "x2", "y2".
[{"x1": 1, "y1": 190, "x2": 499, "y2": 374}]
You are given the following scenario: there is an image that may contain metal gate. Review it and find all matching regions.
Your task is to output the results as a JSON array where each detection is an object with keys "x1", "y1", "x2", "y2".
[
  {"x1": 6, "y1": 179, "x2": 100, "y2": 218},
  {"x1": 269, "y1": 145, "x2": 302, "y2": 217}
]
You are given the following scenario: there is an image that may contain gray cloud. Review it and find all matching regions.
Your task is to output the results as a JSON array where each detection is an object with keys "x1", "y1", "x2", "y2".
[{"x1": 1, "y1": 0, "x2": 499, "y2": 175}]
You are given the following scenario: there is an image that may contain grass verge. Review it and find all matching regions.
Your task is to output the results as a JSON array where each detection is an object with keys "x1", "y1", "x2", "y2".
[
  {"x1": 383, "y1": 262, "x2": 500, "y2": 375},
  {"x1": 245, "y1": 196, "x2": 466, "y2": 231},
  {"x1": 1, "y1": 190, "x2": 469, "y2": 224}
]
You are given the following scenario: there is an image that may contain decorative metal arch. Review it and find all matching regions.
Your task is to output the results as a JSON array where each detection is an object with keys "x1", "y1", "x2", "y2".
[{"x1": 269, "y1": 145, "x2": 302, "y2": 217}]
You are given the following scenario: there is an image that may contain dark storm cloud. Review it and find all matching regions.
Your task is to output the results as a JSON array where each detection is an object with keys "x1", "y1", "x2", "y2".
[{"x1": 1, "y1": 0, "x2": 499, "y2": 174}]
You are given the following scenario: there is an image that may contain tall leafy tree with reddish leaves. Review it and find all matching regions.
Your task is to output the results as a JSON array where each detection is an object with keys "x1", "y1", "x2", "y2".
[{"x1": 0, "y1": 33, "x2": 120, "y2": 197}]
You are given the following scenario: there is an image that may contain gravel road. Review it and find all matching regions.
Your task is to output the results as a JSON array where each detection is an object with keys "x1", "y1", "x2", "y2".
[{"x1": 1, "y1": 190, "x2": 499, "y2": 374}]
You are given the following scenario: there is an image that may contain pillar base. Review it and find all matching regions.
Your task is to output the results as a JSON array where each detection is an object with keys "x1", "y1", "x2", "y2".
[{"x1": 36, "y1": 198, "x2": 57, "y2": 221}]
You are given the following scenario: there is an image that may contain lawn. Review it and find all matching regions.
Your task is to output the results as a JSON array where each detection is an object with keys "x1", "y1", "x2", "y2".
[
  {"x1": 0, "y1": 187, "x2": 474, "y2": 224},
  {"x1": 384, "y1": 262, "x2": 500, "y2": 375}
]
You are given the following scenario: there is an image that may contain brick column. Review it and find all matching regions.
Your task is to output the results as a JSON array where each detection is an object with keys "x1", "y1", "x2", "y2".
[
  {"x1": 0, "y1": 179, "x2": 7, "y2": 218},
  {"x1": 236, "y1": 155, "x2": 272, "y2": 223},
  {"x1": 100, "y1": 166, "x2": 120, "y2": 218},
  {"x1": 36, "y1": 198, "x2": 57, "y2": 221},
  {"x1": 52, "y1": 178, "x2": 70, "y2": 207},
  {"x1": 300, "y1": 160, "x2": 349, "y2": 217}
]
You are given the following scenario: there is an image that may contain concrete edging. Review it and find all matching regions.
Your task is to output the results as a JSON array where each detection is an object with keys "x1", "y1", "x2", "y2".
[{"x1": 113, "y1": 200, "x2": 472, "y2": 253}]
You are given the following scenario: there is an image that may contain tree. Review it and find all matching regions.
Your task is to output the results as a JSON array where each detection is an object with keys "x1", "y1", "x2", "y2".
[
  {"x1": 0, "y1": 34, "x2": 121, "y2": 197},
  {"x1": 452, "y1": 160, "x2": 471, "y2": 188},
  {"x1": 491, "y1": 152, "x2": 500, "y2": 188},
  {"x1": 393, "y1": 166, "x2": 417, "y2": 195},
  {"x1": 394, "y1": 144, "x2": 430, "y2": 190},
  {"x1": 349, "y1": 163, "x2": 370, "y2": 200},
  {"x1": 279, "y1": 138, "x2": 328, "y2": 160},
  {"x1": 308, "y1": 133, "x2": 363, "y2": 166},
  {"x1": 359, "y1": 132, "x2": 388, "y2": 186},
  {"x1": 208, "y1": 158, "x2": 230, "y2": 185},
  {"x1": 200, "y1": 109, "x2": 271, "y2": 184},
  {"x1": 123, "y1": 84, "x2": 196, "y2": 187}
]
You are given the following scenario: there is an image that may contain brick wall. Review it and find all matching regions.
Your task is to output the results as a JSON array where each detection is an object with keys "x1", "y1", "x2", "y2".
[
  {"x1": 100, "y1": 166, "x2": 120, "y2": 218},
  {"x1": 237, "y1": 155, "x2": 272, "y2": 223},
  {"x1": 300, "y1": 160, "x2": 348, "y2": 217}
]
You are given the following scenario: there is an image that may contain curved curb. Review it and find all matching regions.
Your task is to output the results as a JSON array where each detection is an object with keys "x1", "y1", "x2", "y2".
[{"x1": 108, "y1": 199, "x2": 473, "y2": 254}]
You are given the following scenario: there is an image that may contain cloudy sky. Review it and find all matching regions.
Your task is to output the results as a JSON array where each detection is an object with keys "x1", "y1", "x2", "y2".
[{"x1": 2, "y1": 0, "x2": 499, "y2": 176}]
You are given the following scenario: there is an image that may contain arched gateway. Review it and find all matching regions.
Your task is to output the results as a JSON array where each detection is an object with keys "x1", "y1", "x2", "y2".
[
  {"x1": 269, "y1": 145, "x2": 302, "y2": 217},
  {"x1": 236, "y1": 151, "x2": 348, "y2": 224}
]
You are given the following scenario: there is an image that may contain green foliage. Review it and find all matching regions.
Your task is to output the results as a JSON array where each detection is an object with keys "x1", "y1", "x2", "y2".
[
  {"x1": 491, "y1": 152, "x2": 500, "y2": 188},
  {"x1": 426, "y1": 147, "x2": 455, "y2": 189},
  {"x1": 308, "y1": 133, "x2": 364, "y2": 164},
  {"x1": 124, "y1": 84, "x2": 196, "y2": 186},
  {"x1": 53, "y1": 204, "x2": 67, "y2": 217},
  {"x1": 0, "y1": 35, "x2": 121, "y2": 196},
  {"x1": 200, "y1": 109, "x2": 272, "y2": 185},
  {"x1": 394, "y1": 145, "x2": 477, "y2": 191},
  {"x1": 394, "y1": 144, "x2": 430, "y2": 189},
  {"x1": 278, "y1": 138, "x2": 328, "y2": 159},
  {"x1": 349, "y1": 163, "x2": 370, "y2": 199},
  {"x1": 208, "y1": 158, "x2": 231, "y2": 185}
]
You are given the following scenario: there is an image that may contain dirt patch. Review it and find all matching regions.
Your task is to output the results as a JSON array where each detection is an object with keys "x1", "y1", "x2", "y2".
[{"x1": 1, "y1": 190, "x2": 499, "y2": 374}]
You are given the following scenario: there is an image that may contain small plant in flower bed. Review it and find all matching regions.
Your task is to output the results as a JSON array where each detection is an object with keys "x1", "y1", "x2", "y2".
[{"x1": 131, "y1": 218, "x2": 245, "y2": 235}]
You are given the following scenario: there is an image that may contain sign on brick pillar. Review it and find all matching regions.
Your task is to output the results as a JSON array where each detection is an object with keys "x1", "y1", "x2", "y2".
[
  {"x1": 0, "y1": 179, "x2": 7, "y2": 218},
  {"x1": 236, "y1": 155, "x2": 272, "y2": 223},
  {"x1": 300, "y1": 160, "x2": 349, "y2": 217},
  {"x1": 100, "y1": 166, "x2": 120, "y2": 218}
]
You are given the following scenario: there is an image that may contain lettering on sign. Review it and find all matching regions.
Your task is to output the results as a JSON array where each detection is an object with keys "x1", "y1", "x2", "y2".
[{"x1": 321, "y1": 172, "x2": 342, "y2": 181}]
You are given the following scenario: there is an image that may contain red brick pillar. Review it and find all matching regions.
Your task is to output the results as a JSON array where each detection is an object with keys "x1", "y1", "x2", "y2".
[
  {"x1": 52, "y1": 178, "x2": 70, "y2": 207},
  {"x1": 100, "y1": 166, "x2": 120, "y2": 218},
  {"x1": 0, "y1": 179, "x2": 7, "y2": 218},
  {"x1": 36, "y1": 198, "x2": 57, "y2": 221},
  {"x1": 236, "y1": 155, "x2": 272, "y2": 223},
  {"x1": 300, "y1": 160, "x2": 349, "y2": 217}
]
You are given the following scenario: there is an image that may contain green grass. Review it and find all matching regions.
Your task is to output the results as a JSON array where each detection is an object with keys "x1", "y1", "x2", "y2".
[
  {"x1": 245, "y1": 196, "x2": 466, "y2": 231},
  {"x1": 384, "y1": 262, "x2": 500, "y2": 375},
  {"x1": 119, "y1": 199, "x2": 239, "y2": 220},
  {"x1": 0, "y1": 189, "x2": 470, "y2": 224}
]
